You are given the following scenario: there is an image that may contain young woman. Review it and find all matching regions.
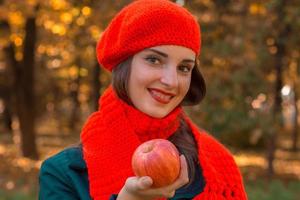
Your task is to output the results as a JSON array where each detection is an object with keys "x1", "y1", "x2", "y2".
[{"x1": 39, "y1": 0, "x2": 248, "y2": 199}]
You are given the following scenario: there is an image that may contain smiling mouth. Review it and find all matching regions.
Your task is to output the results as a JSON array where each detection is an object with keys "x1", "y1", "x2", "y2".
[{"x1": 148, "y1": 88, "x2": 175, "y2": 104}]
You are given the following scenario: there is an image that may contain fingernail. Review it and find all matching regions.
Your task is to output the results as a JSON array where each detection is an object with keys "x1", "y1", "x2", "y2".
[{"x1": 180, "y1": 155, "x2": 186, "y2": 161}]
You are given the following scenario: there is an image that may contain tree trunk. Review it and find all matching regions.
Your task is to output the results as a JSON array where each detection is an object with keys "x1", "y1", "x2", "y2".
[
  {"x1": 93, "y1": 61, "x2": 101, "y2": 111},
  {"x1": 267, "y1": 55, "x2": 283, "y2": 177},
  {"x1": 292, "y1": 89, "x2": 298, "y2": 151},
  {"x1": 0, "y1": 21, "x2": 13, "y2": 134},
  {"x1": 7, "y1": 16, "x2": 38, "y2": 159},
  {"x1": 3, "y1": 94, "x2": 13, "y2": 133},
  {"x1": 69, "y1": 63, "x2": 81, "y2": 130},
  {"x1": 266, "y1": 0, "x2": 288, "y2": 178},
  {"x1": 19, "y1": 16, "x2": 38, "y2": 159}
]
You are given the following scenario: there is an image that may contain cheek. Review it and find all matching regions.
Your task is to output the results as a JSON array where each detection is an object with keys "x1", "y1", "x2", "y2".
[
  {"x1": 130, "y1": 65, "x2": 158, "y2": 86},
  {"x1": 179, "y1": 77, "x2": 192, "y2": 96},
  {"x1": 128, "y1": 67, "x2": 151, "y2": 99},
  {"x1": 129, "y1": 70, "x2": 150, "y2": 88}
]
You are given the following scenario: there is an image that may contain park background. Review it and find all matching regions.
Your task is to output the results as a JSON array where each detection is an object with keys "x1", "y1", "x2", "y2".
[{"x1": 0, "y1": 0, "x2": 299, "y2": 199}]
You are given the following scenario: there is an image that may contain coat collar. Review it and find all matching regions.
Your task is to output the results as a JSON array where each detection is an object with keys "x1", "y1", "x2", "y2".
[{"x1": 66, "y1": 145, "x2": 87, "y2": 171}]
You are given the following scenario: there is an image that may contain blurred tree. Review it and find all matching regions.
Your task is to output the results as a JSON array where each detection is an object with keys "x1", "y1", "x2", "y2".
[
  {"x1": 0, "y1": 0, "x2": 298, "y2": 168},
  {"x1": 92, "y1": 57, "x2": 101, "y2": 111},
  {"x1": 292, "y1": 89, "x2": 298, "y2": 151},
  {"x1": 0, "y1": 21, "x2": 13, "y2": 133},
  {"x1": 186, "y1": 0, "x2": 266, "y2": 148},
  {"x1": 266, "y1": 0, "x2": 288, "y2": 178},
  {"x1": 3, "y1": 5, "x2": 39, "y2": 159},
  {"x1": 185, "y1": 0, "x2": 299, "y2": 178}
]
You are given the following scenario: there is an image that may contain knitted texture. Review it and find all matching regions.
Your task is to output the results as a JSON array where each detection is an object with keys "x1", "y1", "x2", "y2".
[
  {"x1": 96, "y1": 0, "x2": 201, "y2": 71},
  {"x1": 80, "y1": 86, "x2": 248, "y2": 200},
  {"x1": 81, "y1": 86, "x2": 181, "y2": 199}
]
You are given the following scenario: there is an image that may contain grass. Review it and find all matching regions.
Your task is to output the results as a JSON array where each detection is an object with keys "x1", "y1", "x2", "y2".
[
  {"x1": 0, "y1": 190, "x2": 36, "y2": 200},
  {"x1": 245, "y1": 179, "x2": 300, "y2": 200}
]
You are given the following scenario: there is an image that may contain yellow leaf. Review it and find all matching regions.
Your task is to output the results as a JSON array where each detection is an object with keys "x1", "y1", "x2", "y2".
[
  {"x1": 82, "y1": 6, "x2": 92, "y2": 16},
  {"x1": 8, "y1": 11, "x2": 24, "y2": 26},
  {"x1": 60, "y1": 12, "x2": 73, "y2": 24}
]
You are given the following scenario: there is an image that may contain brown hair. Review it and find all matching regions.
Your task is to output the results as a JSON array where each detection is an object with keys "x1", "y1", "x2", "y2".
[{"x1": 112, "y1": 57, "x2": 205, "y2": 185}]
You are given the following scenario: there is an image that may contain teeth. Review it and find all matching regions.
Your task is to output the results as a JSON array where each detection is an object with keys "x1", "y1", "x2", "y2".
[{"x1": 151, "y1": 90, "x2": 172, "y2": 101}]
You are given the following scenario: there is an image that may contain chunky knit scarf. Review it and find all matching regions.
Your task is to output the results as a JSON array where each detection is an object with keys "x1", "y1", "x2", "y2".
[{"x1": 81, "y1": 86, "x2": 247, "y2": 200}]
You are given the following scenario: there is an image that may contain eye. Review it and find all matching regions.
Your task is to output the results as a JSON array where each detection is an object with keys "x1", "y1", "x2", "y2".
[
  {"x1": 145, "y1": 55, "x2": 161, "y2": 65},
  {"x1": 178, "y1": 65, "x2": 192, "y2": 73}
]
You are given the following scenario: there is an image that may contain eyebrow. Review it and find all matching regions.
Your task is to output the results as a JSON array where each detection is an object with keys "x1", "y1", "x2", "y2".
[{"x1": 146, "y1": 48, "x2": 195, "y2": 64}]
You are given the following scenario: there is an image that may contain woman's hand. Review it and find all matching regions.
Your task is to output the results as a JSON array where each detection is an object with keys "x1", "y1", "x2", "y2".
[{"x1": 117, "y1": 155, "x2": 189, "y2": 200}]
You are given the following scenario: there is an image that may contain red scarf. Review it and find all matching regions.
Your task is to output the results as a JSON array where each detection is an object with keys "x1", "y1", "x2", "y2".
[{"x1": 81, "y1": 86, "x2": 247, "y2": 200}]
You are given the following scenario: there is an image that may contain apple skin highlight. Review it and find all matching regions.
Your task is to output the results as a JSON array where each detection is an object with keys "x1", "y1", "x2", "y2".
[{"x1": 131, "y1": 139, "x2": 181, "y2": 188}]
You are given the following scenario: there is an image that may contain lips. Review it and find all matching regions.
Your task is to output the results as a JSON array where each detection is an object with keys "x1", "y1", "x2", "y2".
[{"x1": 148, "y1": 88, "x2": 175, "y2": 104}]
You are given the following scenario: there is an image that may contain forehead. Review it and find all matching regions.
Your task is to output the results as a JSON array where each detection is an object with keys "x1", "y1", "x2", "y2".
[{"x1": 138, "y1": 45, "x2": 196, "y2": 60}]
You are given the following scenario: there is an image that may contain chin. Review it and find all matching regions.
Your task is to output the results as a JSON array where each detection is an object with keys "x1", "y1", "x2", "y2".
[{"x1": 145, "y1": 109, "x2": 170, "y2": 119}]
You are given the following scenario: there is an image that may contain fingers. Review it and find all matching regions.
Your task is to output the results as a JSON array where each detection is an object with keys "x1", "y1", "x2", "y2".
[
  {"x1": 168, "y1": 155, "x2": 189, "y2": 189},
  {"x1": 122, "y1": 155, "x2": 189, "y2": 199},
  {"x1": 149, "y1": 155, "x2": 189, "y2": 198},
  {"x1": 159, "y1": 190, "x2": 176, "y2": 198},
  {"x1": 125, "y1": 176, "x2": 153, "y2": 193},
  {"x1": 137, "y1": 176, "x2": 153, "y2": 190},
  {"x1": 179, "y1": 154, "x2": 189, "y2": 185}
]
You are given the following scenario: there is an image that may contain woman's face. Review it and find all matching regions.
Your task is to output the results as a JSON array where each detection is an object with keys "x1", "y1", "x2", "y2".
[{"x1": 128, "y1": 45, "x2": 196, "y2": 118}]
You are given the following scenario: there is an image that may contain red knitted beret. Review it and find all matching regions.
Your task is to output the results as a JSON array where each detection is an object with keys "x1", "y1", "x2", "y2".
[{"x1": 96, "y1": 0, "x2": 201, "y2": 71}]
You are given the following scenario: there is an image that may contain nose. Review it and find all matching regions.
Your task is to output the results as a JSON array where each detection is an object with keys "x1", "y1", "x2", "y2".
[{"x1": 160, "y1": 65, "x2": 178, "y2": 88}]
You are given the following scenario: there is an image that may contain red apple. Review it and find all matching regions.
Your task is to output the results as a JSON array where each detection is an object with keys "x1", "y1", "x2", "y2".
[{"x1": 131, "y1": 139, "x2": 180, "y2": 188}]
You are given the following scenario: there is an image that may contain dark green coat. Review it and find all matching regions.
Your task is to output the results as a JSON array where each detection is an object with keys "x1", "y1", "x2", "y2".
[
  {"x1": 39, "y1": 146, "x2": 93, "y2": 200},
  {"x1": 39, "y1": 146, "x2": 205, "y2": 200}
]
